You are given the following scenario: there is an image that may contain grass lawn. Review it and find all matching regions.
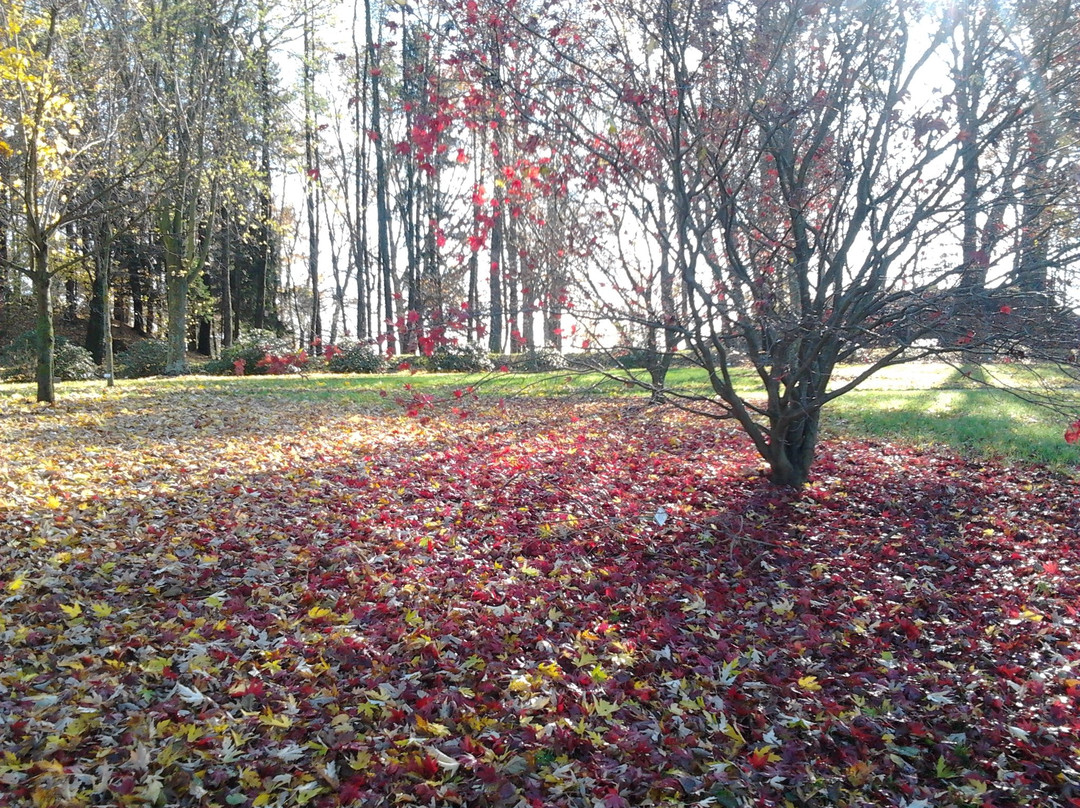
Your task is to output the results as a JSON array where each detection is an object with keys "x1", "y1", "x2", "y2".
[
  {"x1": 6, "y1": 360, "x2": 1075, "y2": 470},
  {"x1": 0, "y1": 368, "x2": 1078, "y2": 806}
]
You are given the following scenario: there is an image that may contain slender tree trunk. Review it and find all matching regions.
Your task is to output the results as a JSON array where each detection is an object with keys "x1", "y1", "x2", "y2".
[
  {"x1": 64, "y1": 278, "x2": 77, "y2": 323},
  {"x1": 467, "y1": 248, "x2": 479, "y2": 342},
  {"x1": 523, "y1": 260, "x2": 536, "y2": 352},
  {"x1": 366, "y1": 0, "x2": 394, "y2": 355},
  {"x1": 488, "y1": 207, "x2": 504, "y2": 353},
  {"x1": 222, "y1": 221, "x2": 233, "y2": 348},
  {"x1": 350, "y1": 0, "x2": 371, "y2": 340},
  {"x1": 0, "y1": 165, "x2": 8, "y2": 299},
  {"x1": 304, "y1": 2, "x2": 322, "y2": 351},
  {"x1": 101, "y1": 235, "x2": 115, "y2": 388},
  {"x1": 255, "y1": 3, "x2": 275, "y2": 331},
  {"x1": 31, "y1": 240, "x2": 55, "y2": 404},
  {"x1": 506, "y1": 215, "x2": 522, "y2": 351},
  {"x1": 86, "y1": 261, "x2": 108, "y2": 364}
]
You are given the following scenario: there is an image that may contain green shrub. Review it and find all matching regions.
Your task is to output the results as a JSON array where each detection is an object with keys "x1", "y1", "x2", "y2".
[
  {"x1": 0, "y1": 330, "x2": 98, "y2": 382},
  {"x1": 514, "y1": 347, "x2": 570, "y2": 372},
  {"x1": 613, "y1": 346, "x2": 655, "y2": 370},
  {"x1": 116, "y1": 339, "x2": 169, "y2": 378},
  {"x1": 425, "y1": 342, "x2": 493, "y2": 373},
  {"x1": 326, "y1": 341, "x2": 387, "y2": 374},
  {"x1": 204, "y1": 330, "x2": 295, "y2": 376}
]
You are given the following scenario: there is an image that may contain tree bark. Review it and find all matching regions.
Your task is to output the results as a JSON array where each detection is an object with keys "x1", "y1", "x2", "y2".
[
  {"x1": 31, "y1": 240, "x2": 55, "y2": 404},
  {"x1": 165, "y1": 270, "x2": 189, "y2": 375},
  {"x1": 366, "y1": 0, "x2": 394, "y2": 355},
  {"x1": 765, "y1": 409, "x2": 821, "y2": 489}
]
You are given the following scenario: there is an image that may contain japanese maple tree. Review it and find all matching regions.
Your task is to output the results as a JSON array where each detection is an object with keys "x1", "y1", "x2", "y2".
[{"x1": 446, "y1": 0, "x2": 1078, "y2": 487}]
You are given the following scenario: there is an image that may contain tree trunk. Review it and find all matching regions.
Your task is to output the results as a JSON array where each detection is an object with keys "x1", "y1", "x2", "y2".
[
  {"x1": 31, "y1": 241, "x2": 55, "y2": 404},
  {"x1": 129, "y1": 259, "x2": 146, "y2": 336},
  {"x1": 488, "y1": 213, "x2": 504, "y2": 354},
  {"x1": 197, "y1": 317, "x2": 212, "y2": 355},
  {"x1": 64, "y1": 278, "x2": 77, "y2": 323},
  {"x1": 506, "y1": 215, "x2": 522, "y2": 351},
  {"x1": 86, "y1": 262, "x2": 108, "y2": 364},
  {"x1": 165, "y1": 271, "x2": 189, "y2": 375},
  {"x1": 222, "y1": 221, "x2": 233, "y2": 349},
  {"x1": 765, "y1": 409, "x2": 821, "y2": 489},
  {"x1": 366, "y1": 0, "x2": 394, "y2": 356},
  {"x1": 255, "y1": 6, "x2": 275, "y2": 332},
  {"x1": 523, "y1": 269, "x2": 536, "y2": 352},
  {"x1": 1015, "y1": 137, "x2": 1050, "y2": 295},
  {"x1": 102, "y1": 251, "x2": 115, "y2": 389}
]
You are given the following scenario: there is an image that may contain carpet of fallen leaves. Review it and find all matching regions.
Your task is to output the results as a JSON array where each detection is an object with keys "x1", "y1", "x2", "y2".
[{"x1": 1, "y1": 387, "x2": 1079, "y2": 808}]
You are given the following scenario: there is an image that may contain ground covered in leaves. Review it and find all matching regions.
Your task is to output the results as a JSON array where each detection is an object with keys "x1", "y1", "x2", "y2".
[{"x1": 1, "y1": 386, "x2": 1078, "y2": 807}]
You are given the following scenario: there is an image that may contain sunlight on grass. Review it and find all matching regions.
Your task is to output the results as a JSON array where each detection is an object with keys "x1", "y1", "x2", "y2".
[
  {"x1": 3, "y1": 361, "x2": 1077, "y2": 471},
  {"x1": 824, "y1": 386, "x2": 1080, "y2": 469}
]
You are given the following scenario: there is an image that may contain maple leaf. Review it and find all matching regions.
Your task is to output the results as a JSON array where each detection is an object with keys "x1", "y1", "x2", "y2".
[
  {"x1": 1065, "y1": 419, "x2": 1080, "y2": 444},
  {"x1": 746, "y1": 746, "x2": 781, "y2": 769}
]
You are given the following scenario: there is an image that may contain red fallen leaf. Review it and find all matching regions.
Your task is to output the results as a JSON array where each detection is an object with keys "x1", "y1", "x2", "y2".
[
  {"x1": 746, "y1": 747, "x2": 777, "y2": 769},
  {"x1": 111, "y1": 775, "x2": 136, "y2": 796},
  {"x1": 1043, "y1": 560, "x2": 1060, "y2": 575},
  {"x1": 999, "y1": 304, "x2": 1013, "y2": 314}
]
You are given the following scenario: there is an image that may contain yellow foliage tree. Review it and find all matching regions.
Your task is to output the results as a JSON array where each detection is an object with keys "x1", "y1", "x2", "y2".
[{"x1": 0, "y1": 2, "x2": 84, "y2": 402}]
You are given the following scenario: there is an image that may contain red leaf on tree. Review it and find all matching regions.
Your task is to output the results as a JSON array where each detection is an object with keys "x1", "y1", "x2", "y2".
[{"x1": 1065, "y1": 419, "x2": 1080, "y2": 444}]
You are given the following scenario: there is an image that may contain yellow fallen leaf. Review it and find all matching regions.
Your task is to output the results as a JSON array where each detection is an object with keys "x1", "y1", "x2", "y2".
[
  {"x1": 259, "y1": 710, "x2": 292, "y2": 728},
  {"x1": 60, "y1": 602, "x2": 82, "y2": 618},
  {"x1": 798, "y1": 675, "x2": 822, "y2": 691},
  {"x1": 91, "y1": 602, "x2": 112, "y2": 618},
  {"x1": 6, "y1": 578, "x2": 24, "y2": 593},
  {"x1": 415, "y1": 715, "x2": 451, "y2": 737},
  {"x1": 308, "y1": 605, "x2": 333, "y2": 619},
  {"x1": 45, "y1": 495, "x2": 62, "y2": 509},
  {"x1": 591, "y1": 699, "x2": 619, "y2": 718}
]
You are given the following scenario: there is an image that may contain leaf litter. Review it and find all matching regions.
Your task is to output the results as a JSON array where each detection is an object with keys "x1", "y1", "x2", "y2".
[{"x1": 0, "y1": 387, "x2": 1078, "y2": 807}]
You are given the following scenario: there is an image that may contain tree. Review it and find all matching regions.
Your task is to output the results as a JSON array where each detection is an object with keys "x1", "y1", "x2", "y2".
[
  {"x1": 452, "y1": 0, "x2": 1046, "y2": 487},
  {"x1": 143, "y1": 0, "x2": 272, "y2": 374},
  {"x1": 0, "y1": 0, "x2": 143, "y2": 402}
]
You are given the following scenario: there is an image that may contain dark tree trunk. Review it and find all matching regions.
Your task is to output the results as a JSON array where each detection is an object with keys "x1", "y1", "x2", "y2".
[
  {"x1": 197, "y1": 318, "x2": 212, "y2": 355},
  {"x1": 86, "y1": 263, "x2": 108, "y2": 364},
  {"x1": 113, "y1": 285, "x2": 126, "y2": 325},
  {"x1": 488, "y1": 208, "x2": 503, "y2": 353},
  {"x1": 221, "y1": 221, "x2": 234, "y2": 348},
  {"x1": 506, "y1": 215, "x2": 522, "y2": 351},
  {"x1": 31, "y1": 239, "x2": 55, "y2": 404},
  {"x1": 64, "y1": 278, "x2": 78, "y2": 323},
  {"x1": 366, "y1": 0, "x2": 394, "y2": 355},
  {"x1": 765, "y1": 409, "x2": 821, "y2": 489},
  {"x1": 129, "y1": 260, "x2": 146, "y2": 335}
]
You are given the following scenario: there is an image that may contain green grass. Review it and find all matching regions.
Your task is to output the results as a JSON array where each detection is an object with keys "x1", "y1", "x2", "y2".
[{"x1": 3, "y1": 361, "x2": 1078, "y2": 471}]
